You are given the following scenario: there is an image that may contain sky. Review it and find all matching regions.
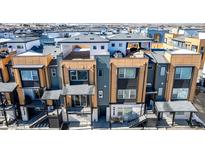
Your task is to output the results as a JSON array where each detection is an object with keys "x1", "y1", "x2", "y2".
[{"x1": 0, "y1": 0, "x2": 205, "y2": 23}]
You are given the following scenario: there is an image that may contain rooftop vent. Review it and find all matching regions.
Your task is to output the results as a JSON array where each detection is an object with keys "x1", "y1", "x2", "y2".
[
  {"x1": 127, "y1": 35, "x2": 131, "y2": 38},
  {"x1": 75, "y1": 38, "x2": 80, "y2": 40},
  {"x1": 90, "y1": 38, "x2": 94, "y2": 40}
]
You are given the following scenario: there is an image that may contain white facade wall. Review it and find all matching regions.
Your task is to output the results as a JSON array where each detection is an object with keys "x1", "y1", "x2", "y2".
[
  {"x1": 90, "y1": 43, "x2": 108, "y2": 57},
  {"x1": 7, "y1": 40, "x2": 40, "y2": 53},
  {"x1": 61, "y1": 42, "x2": 109, "y2": 58},
  {"x1": 92, "y1": 108, "x2": 98, "y2": 122},
  {"x1": 7, "y1": 42, "x2": 26, "y2": 53},
  {"x1": 20, "y1": 106, "x2": 29, "y2": 121},
  {"x1": 47, "y1": 32, "x2": 61, "y2": 38},
  {"x1": 25, "y1": 40, "x2": 40, "y2": 50},
  {"x1": 199, "y1": 32, "x2": 205, "y2": 39},
  {"x1": 108, "y1": 41, "x2": 127, "y2": 55}
]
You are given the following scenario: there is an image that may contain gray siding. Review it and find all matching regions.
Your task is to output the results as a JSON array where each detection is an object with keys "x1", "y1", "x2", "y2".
[
  {"x1": 95, "y1": 55, "x2": 110, "y2": 107},
  {"x1": 154, "y1": 64, "x2": 168, "y2": 101}
]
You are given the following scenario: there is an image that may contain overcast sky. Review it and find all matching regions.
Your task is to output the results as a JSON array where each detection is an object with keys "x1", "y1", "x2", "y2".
[{"x1": 1, "y1": 0, "x2": 205, "y2": 23}]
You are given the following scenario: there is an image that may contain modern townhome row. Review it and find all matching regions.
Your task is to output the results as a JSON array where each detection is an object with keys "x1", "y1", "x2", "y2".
[{"x1": 0, "y1": 33, "x2": 201, "y2": 128}]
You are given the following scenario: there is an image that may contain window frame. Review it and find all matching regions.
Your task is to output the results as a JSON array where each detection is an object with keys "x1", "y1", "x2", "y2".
[
  {"x1": 101, "y1": 45, "x2": 105, "y2": 50},
  {"x1": 117, "y1": 89, "x2": 136, "y2": 99},
  {"x1": 93, "y1": 45, "x2": 97, "y2": 50},
  {"x1": 69, "y1": 70, "x2": 88, "y2": 81},
  {"x1": 21, "y1": 70, "x2": 39, "y2": 81},
  {"x1": 118, "y1": 68, "x2": 136, "y2": 79}
]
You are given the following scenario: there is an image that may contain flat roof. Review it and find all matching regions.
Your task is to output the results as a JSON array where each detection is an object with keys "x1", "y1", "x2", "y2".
[
  {"x1": 146, "y1": 52, "x2": 169, "y2": 64},
  {"x1": 17, "y1": 51, "x2": 44, "y2": 56},
  {"x1": 59, "y1": 34, "x2": 109, "y2": 43},
  {"x1": 170, "y1": 49, "x2": 199, "y2": 55},
  {"x1": 107, "y1": 33, "x2": 153, "y2": 41},
  {"x1": 6, "y1": 37, "x2": 39, "y2": 43},
  {"x1": 0, "y1": 38, "x2": 11, "y2": 43},
  {"x1": 62, "y1": 84, "x2": 95, "y2": 95},
  {"x1": 41, "y1": 90, "x2": 62, "y2": 100},
  {"x1": 172, "y1": 36, "x2": 185, "y2": 42},
  {"x1": 13, "y1": 64, "x2": 44, "y2": 69},
  {"x1": 0, "y1": 82, "x2": 17, "y2": 93},
  {"x1": 155, "y1": 101, "x2": 198, "y2": 113}
]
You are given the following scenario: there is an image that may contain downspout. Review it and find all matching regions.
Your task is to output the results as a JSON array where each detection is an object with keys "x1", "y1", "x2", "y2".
[{"x1": 142, "y1": 63, "x2": 147, "y2": 115}]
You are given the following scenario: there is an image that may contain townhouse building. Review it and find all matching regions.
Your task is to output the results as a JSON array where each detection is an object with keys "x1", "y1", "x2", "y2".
[{"x1": 0, "y1": 33, "x2": 201, "y2": 128}]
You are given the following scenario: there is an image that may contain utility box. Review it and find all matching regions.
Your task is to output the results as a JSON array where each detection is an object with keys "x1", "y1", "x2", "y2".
[{"x1": 48, "y1": 109, "x2": 63, "y2": 128}]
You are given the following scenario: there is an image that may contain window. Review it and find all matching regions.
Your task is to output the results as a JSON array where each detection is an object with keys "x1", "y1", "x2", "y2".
[
  {"x1": 111, "y1": 43, "x2": 115, "y2": 47},
  {"x1": 101, "y1": 45, "x2": 105, "y2": 50},
  {"x1": 191, "y1": 45, "x2": 198, "y2": 52},
  {"x1": 172, "y1": 67, "x2": 192, "y2": 100},
  {"x1": 17, "y1": 45, "x2": 24, "y2": 49},
  {"x1": 172, "y1": 88, "x2": 189, "y2": 100},
  {"x1": 119, "y1": 43, "x2": 122, "y2": 47},
  {"x1": 175, "y1": 67, "x2": 192, "y2": 79},
  {"x1": 117, "y1": 89, "x2": 136, "y2": 99},
  {"x1": 113, "y1": 107, "x2": 116, "y2": 116},
  {"x1": 93, "y1": 45, "x2": 97, "y2": 50},
  {"x1": 118, "y1": 68, "x2": 136, "y2": 79},
  {"x1": 158, "y1": 88, "x2": 163, "y2": 96},
  {"x1": 98, "y1": 69, "x2": 103, "y2": 77},
  {"x1": 160, "y1": 67, "x2": 166, "y2": 76},
  {"x1": 98, "y1": 90, "x2": 103, "y2": 98},
  {"x1": 21, "y1": 70, "x2": 39, "y2": 81},
  {"x1": 51, "y1": 68, "x2": 56, "y2": 77},
  {"x1": 70, "y1": 70, "x2": 88, "y2": 81}
]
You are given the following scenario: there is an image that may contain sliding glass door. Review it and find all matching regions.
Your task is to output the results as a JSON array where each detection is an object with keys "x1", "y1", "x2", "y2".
[{"x1": 72, "y1": 95, "x2": 88, "y2": 107}]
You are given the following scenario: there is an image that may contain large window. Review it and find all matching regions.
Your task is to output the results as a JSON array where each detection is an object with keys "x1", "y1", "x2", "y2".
[
  {"x1": 172, "y1": 67, "x2": 193, "y2": 100},
  {"x1": 17, "y1": 45, "x2": 24, "y2": 49},
  {"x1": 172, "y1": 88, "x2": 189, "y2": 100},
  {"x1": 21, "y1": 70, "x2": 39, "y2": 81},
  {"x1": 118, "y1": 68, "x2": 136, "y2": 79},
  {"x1": 117, "y1": 89, "x2": 136, "y2": 99},
  {"x1": 70, "y1": 70, "x2": 88, "y2": 81},
  {"x1": 20, "y1": 70, "x2": 40, "y2": 87},
  {"x1": 175, "y1": 67, "x2": 192, "y2": 79}
]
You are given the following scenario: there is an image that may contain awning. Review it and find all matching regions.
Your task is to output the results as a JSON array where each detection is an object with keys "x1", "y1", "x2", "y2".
[
  {"x1": 62, "y1": 84, "x2": 95, "y2": 95},
  {"x1": 0, "y1": 82, "x2": 17, "y2": 93},
  {"x1": 13, "y1": 64, "x2": 44, "y2": 69},
  {"x1": 155, "y1": 101, "x2": 198, "y2": 113},
  {"x1": 41, "y1": 90, "x2": 62, "y2": 100}
]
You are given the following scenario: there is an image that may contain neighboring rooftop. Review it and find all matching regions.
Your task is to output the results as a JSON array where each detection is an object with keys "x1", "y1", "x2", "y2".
[
  {"x1": 145, "y1": 52, "x2": 169, "y2": 64},
  {"x1": 107, "y1": 33, "x2": 153, "y2": 41},
  {"x1": 0, "y1": 38, "x2": 11, "y2": 43},
  {"x1": 170, "y1": 49, "x2": 199, "y2": 55},
  {"x1": 172, "y1": 35, "x2": 185, "y2": 42},
  {"x1": 17, "y1": 50, "x2": 44, "y2": 56},
  {"x1": 58, "y1": 34, "x2": 109, "y2": 43},
  {"x1": 6, "y1": 37, "x2": 39, "y2": 43}
]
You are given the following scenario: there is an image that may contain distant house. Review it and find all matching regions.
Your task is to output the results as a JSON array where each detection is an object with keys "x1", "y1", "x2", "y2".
[
  {"x1": 107, "y1": 33, "x2": 153, "y2": 56},
  {"x1": 58, "y1": 34, "x2": 109, "y2": 59},
  {"x1": 6, "y1": 37, "x2": 40, "y2": 53}
]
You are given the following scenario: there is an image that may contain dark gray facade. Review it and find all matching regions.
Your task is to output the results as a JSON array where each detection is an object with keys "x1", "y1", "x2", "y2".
[
  {"x1": 95, "y1": 55, "x2": 110, "y2": 116},
  {"x1": 154, "y1": 64, "x2": 168, "y2": 101}
]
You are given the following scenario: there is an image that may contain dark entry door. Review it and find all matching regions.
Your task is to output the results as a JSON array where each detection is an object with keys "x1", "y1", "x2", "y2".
[{"x1": 99, "y1": 106, "x2": 106, "y2": 117}]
